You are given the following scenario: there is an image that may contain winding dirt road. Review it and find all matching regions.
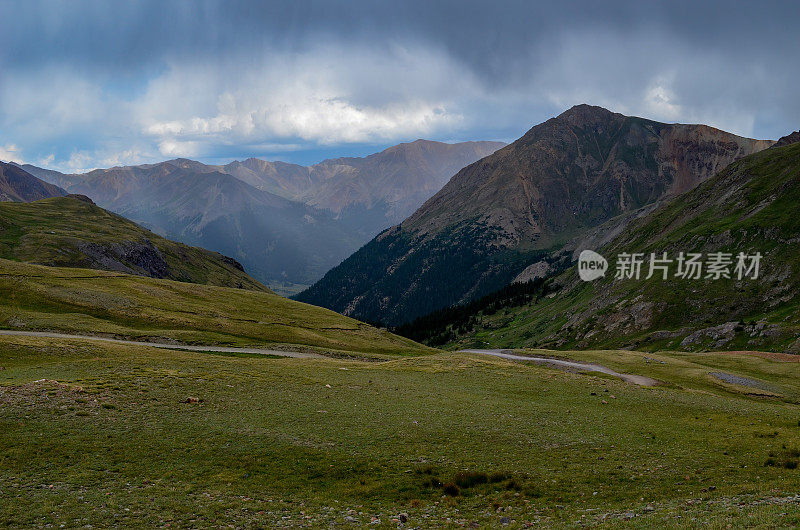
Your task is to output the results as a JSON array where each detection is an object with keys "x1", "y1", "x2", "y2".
[
  {"x1": 0, "y1": 330, "x2": 322, "y2": 358},
  {"x1": 461, "y1": 349, "x2": 658, "y2": 386},
  {"x1": 0, "y1": 331, "x2": 662, "y2": 379}
]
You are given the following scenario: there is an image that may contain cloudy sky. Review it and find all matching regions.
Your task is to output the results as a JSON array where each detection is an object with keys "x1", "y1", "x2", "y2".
[{"x1": 1, "y1": 0, "x2": 798, "y2": 172}]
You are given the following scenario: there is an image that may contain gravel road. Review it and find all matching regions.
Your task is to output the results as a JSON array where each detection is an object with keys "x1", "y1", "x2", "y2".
[
  {"x1": 461, "y1": 349, "x2": 658, "y2": 386},
  {"x1": 0, "y1": 330, "x2": 322, "y2": 358}
]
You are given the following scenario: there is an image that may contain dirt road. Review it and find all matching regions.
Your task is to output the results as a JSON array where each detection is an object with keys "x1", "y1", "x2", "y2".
[
  {"x1": 461, "y1": 349, "x2": 658, "y2": 386},
  {"x1": 0, "y1": 330, "x2": 322, "y2": 358}
]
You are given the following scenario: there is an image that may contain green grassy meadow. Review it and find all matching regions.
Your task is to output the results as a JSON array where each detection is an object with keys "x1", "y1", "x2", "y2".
[
  {"x1": 0, "y1": 258, "x2": 431, "y2": 356},
  {"x1": 1, "y1": 334, "x2": 798, "y2": 527}
]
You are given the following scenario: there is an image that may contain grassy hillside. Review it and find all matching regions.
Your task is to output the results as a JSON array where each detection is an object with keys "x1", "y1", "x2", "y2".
[
  {"x1": 1, "y1": 335, "x2": 799, "y2": 526},
  {"x1": 0, "y1": 259, "x2": 432, "y2": 356},
  {"x1": 0, "y1": 196, "x2": 267, "y2": 291},
  {"x1": 430, "y1": 141, "x2": 800, "y2": 353}
]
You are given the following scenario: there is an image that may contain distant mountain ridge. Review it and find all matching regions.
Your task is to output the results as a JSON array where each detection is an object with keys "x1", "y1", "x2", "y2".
[
  {"x1": 22, "y1": 139, "x2": 503, "y2": 292},
  {"x1": 300, "y1": 140, "x2": 507, "y2": 225},
  {"x1": 22, "y1": 161, "x2": 356, "y2": 292},
  {"x1": 0, "y1": 162, "x2": 65, "y2": 202},
  {"x1": 297, "y1": 105, "x2": 774, "y2": 324}
]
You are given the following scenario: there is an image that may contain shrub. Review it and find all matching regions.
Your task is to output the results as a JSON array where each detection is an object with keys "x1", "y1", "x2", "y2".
[
  {"x1": 454, "y1": 471, "x2": 488, "y2": 488},
  {"x1": 442, "y1": 483, "x2": 461, "y2": 497},
  {"x1": 488, "y1": 471, "x2": 511, "y2": 483},
  {"x1": 523, "y1": 485, "x2": 542, "y2": 498},
  {"x1": 421, "y1": 477, "x2": 441, "y2": 489}
]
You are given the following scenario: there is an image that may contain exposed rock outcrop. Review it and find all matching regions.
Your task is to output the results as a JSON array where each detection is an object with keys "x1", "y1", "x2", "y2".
[
  {"x1": 772, "y1": 130, "x2": 800, "y2": 148},
  {"x1": 75, "y1": 239, "x2": 170, "y2": 278},
  {"x1": 65, "y1": 193, "x2": 95, "y2": 204}
]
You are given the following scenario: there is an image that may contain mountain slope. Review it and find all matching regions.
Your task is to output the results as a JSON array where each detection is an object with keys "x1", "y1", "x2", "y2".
[
  {"x1": 221, "y1": 158, "x2": 316, "y2": 199},
  {"x1": 301, "y1": 140, "x2": 506, "y2": 228},
  {"x1": 0, "y1": 196, "x2": 268, "y2": 291},
  {"x1": 436, "y1": 135, "x2": 800, "y2": 352},
  {"x1": 298, "y1": 105, "x2": 773, "y2": 324},
  {"x1": 0, "y1": 162, "x2": 65, "y2": 202}
]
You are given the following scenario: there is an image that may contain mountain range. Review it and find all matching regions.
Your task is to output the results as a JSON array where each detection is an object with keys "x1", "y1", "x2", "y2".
[
  {"x1": 222, "y1": 139, "x2": 506, "y2": 228},
  {"x1": 297, "y1": 105, "x2": 774, "y2": 324},
  {"x1": 22, "y1": 140, "x2": 503, "y2": 293},
  {"x1": 423, "y1": 130, "x2": 800, "y2": 353}
]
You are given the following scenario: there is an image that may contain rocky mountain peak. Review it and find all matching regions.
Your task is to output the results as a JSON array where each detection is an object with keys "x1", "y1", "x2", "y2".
[
  {"x1": 555, "y1": 104, "x2": 623, "y2": 128},
  {"x1": 772, "y1": 130, "x2": 800, "y2": 148}
]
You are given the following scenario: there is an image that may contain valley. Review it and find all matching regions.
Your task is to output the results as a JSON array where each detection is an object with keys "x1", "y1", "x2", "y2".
[
  {"x1": 3, "y1": 3, "x2": 800, "y2": 527},
  {"x1": 21, "y1": 140, "x2": 503, "y2": 293},
  {"x1": 1, "y1": 113, "x2": 799, "y2": 528}
]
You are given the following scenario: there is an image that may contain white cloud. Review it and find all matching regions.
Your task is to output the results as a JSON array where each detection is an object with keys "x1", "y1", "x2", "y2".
[
  {"x1": 34, "y1": 147, "x2": 151, "y2": 173},
  {"x1": 157, "y1": 140, "x2": 201, "y2": 157},
  {"x1": 37, "y1": 153, "x2": 55, "y2": 167},
  {"x1": 0, "y1": 42, "x2": 474, "y2": 170},
  {"x1": 101, "y1": 149, "x2": 148, "y2": 168},
  {"x1": 0, "y1": 144, "x2": 22, "y2": 163},
  {"x1": 137, "y1": 43, "x2": 467, "y2": 150},
  {"x1": 64, "y1": 151, "x2": 98, "y2": 173},
  {"x1": 643, "y1": 79, "x2": 683, "y2": 122},
  {"x1": 150, "y1": 97, "x2": 458, "y2": 144}
]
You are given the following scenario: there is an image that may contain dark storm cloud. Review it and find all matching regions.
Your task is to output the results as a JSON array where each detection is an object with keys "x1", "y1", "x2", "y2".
[
  {"x1": 5, "y1": 1, "x2": 798, "y2": 76},
  {"x1": 1, "y1": 0, "x2": 798, "y2": 170}
]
